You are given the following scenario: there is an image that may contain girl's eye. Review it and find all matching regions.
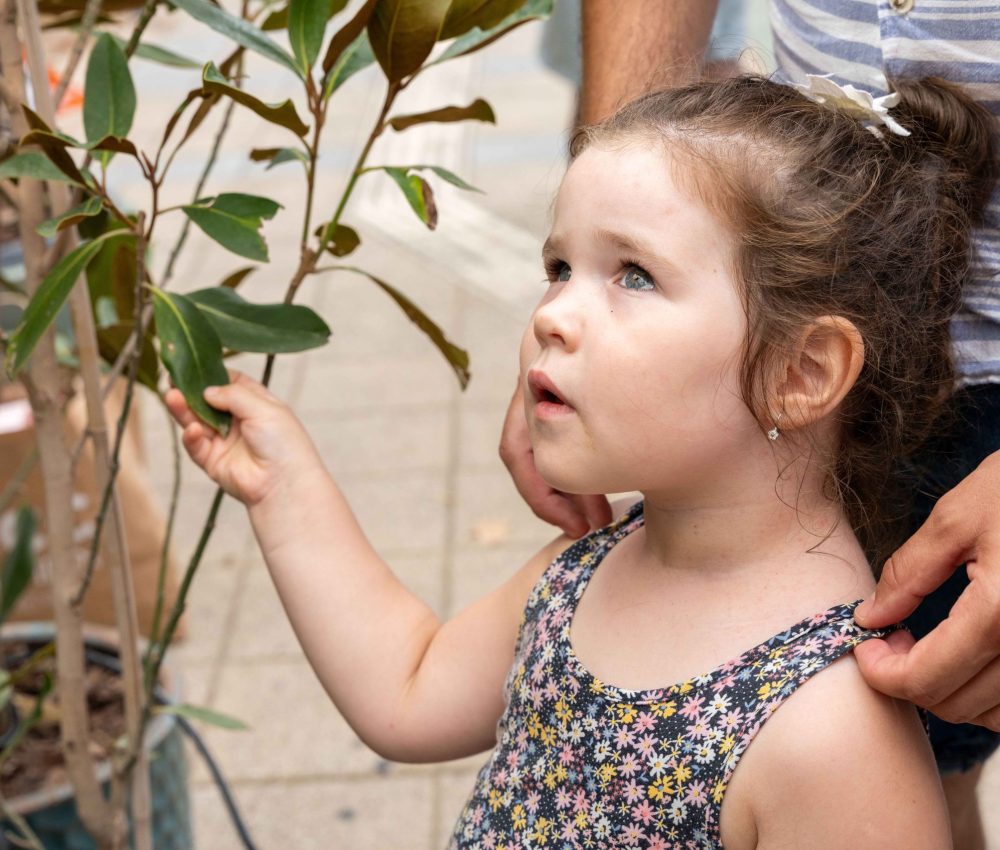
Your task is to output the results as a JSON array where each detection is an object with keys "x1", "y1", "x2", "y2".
[
  {"x1": 620, "y1": 265, "x2": 655, "y2": 292},
  {"x1": 544, "y1": 259, "x2": 572, "y2": 283}
]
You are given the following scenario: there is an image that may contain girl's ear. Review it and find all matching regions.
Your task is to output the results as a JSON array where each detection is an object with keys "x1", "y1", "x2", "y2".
[{"x1": 772, "y1": 316, "x2": 865, "y2": 431}]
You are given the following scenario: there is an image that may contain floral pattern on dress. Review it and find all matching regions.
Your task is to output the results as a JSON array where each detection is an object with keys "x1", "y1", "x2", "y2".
[{"x1": 449, "y1": 501, "x2": 893, "y2": 850}]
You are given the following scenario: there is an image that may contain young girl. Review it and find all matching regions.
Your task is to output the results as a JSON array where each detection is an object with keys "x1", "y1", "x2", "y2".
[{"x1": 166, "y1": 74, "x2": 996, "y2": 848}]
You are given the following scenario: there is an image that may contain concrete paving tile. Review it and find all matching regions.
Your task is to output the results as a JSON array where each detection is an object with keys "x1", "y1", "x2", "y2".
[
  {"x1": 228, "y1": 548, "x2": 447, "y2": 661},
  {"x1": 457, "y1": 401, "x2": 511, "y2": 471},
  {"x1": 436, "y1": 766, "x2": 489, "y2": 848},
  {"x1": 981, "y1": 750, "x2": 1000, "y2": 845},
  {"x1": 448, "y1": 543, "x2": 555, "y2": 620},
  {"x1": 452, "y1": 469, "x2": 555, "y2": 553},
  {"x1": 309, "y1": 407, "x2": 452, "y2": 479},
  {"x1": 191, "y1": 774, "x2": 436, "y2": 850},
  {"x1": 193, "y1": 656, "x2": 412, "y2": 781}
]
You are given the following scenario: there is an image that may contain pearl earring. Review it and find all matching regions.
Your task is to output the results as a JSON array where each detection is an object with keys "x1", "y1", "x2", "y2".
[{"x1": 767, "y1": 413, "x2": 783, "y2": 442}]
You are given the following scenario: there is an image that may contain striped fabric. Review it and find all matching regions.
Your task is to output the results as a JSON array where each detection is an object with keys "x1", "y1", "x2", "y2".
[{"x1": 770, "y1": 0, "x2": 1000, "y2": 385}]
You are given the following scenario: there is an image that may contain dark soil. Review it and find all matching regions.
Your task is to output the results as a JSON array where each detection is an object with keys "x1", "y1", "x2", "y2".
[{"x1": 0, "y1": 641, "x2": 127, "y2": 799}]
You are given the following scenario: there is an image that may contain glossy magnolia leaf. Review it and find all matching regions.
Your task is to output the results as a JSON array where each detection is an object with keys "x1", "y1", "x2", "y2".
[
  {"x1": 368, "y1": 0, "x2": 451, "y2": 83},
  {"x1": 36, "y1": 196, "x2": 104, "y2": 238},
  {"x1": 439, "y1": 0, "x2": 527, "y2": 39},
  {"x1": 288, "y1": 0, "x2": 327, "y2": 72},
  {"x1": 96, "y1": 321, "x2": 160, "y2": 391},
  {"x1": 249, "y1": 146, "x2": 309, "y2": 171},
  {"x1": 186, "y1": 287, "x2": 331, "y2": 353},
  {"x1": 160, "y1": 48, "x2": 242, "y2": 152},
  {"x1": 323, "y1": 29, "x2": 376, "y2": 99},
  {"x1": 85, "y1": 220, "x2": 138, "y2": 322},
  {"x1": 168, "y1": 0, "x2": 302, "y2": 78},
  {"x1": 182, "y1": 193, "x2": 282, "y2": 262},
  {"x1": 150, "y1": 289, "x2": 231, "y2": 435},
  {"x1": 388, "y1": 98, "x2": 494, "y2": 132},
  {"x1": 0, "y1": 151, "x2": 86, "y2": 186},
  {"x1": 314, "y1": 221, "x2": 360, "y2": 256},
  {"x1": 0, "y1": 507, "x2": 36, "y2": 622},
  {"x1": 83, "y1": 33, "x2": 137, "y2": 144},
  {"x1": 218, "y1": 266, "x2": 257, "y2": 289},
  {"x1": 417, "y1": 164, "x2": 482, "y2": 192},
  {"x1": 6, "y1": 231, "x2": 131, "y2": 376},
  {"x1": 87, "y1": 135, "x2": 140, "y2": 157},
  {"x1": 17, "y1": 130, "x2": 90, "y2": 186},
  {"x1": 106, "y1": 32, "x2": 199, "y2": 67},
  {"x1": 202, "y1": 63, "x2": 308, "y2": 137},
  {"x1": 261, "y1": 4, "x2": 289, "y2": 29},
  {"x1": 383, "y1": 167, "x2": 437, "y2": 229},
  {"x1": 435, "y1": 0, "x2": 552, "y2": 64},
  {"x1": 155, "y1": 703, "x2": 249, "y2": 730},
  {"x1": 322, "y1": 0, "x2": 375, "y2": 74},
  {"x1": 337, "y1": 266, "x2": 469, "y2": 388}
]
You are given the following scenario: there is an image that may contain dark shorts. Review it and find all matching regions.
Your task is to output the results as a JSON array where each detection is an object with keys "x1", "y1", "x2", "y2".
[{"x1": 898, "y1": 382, "x2": 1000, "y2": 775}]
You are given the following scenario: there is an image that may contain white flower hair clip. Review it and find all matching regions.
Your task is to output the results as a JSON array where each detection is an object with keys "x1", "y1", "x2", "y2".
[{"x1": 792, "y1": 74, "x2": 911, "y2": 138}]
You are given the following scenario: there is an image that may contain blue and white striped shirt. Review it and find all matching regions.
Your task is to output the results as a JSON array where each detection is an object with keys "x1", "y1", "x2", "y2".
[{"x1": 770, "y1": 0, "x2": 1000, "y2": 385}]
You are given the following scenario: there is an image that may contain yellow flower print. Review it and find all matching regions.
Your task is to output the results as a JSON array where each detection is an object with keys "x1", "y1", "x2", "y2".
[
  {"x1": 616, "y1": 704, "x2": 638, "y2": 724},
  {"x1": 757, "y1": 681, "x2": 775, "y2": 699},
  {"x1": 597, "y1": 763, "x2": 617, "y2": 785},
  {"x1": 720, "y1": 734, "x2": 735, "y2": 753},
  {"x1": 678, "y1": 682, "x2": 693, "y2": 695},
  {"x1": 555, "y1": 764, "x2": 568, "y2": 783},
  {"x1": 488, "y1": 789, "x2": 504, "y2": 812},
  {"x1": 574, "y1": 810, "x2": 589, "y2": 829},
  {"x1": 672, "y1": 763, "x2": 692, "y2": 786},
  {"x1": 712, "y1": 779, "x2": 727, "y2": 804},
  {"x1": 589, "y1": 678, "x2": 606, "y2": 695},
  {"x1": 541, "y1": 586, "x2": 551, "y2": 601},
  {"x1": 647, "y1": 775, "x2": 675, "y2": 801},
  {"x1": 512, "y1": 804, "x2": 527, "y2": 830},
  {"x1": 555, "y1": 698, "x2": 572, "y2": 723},
  {"x1": 651, "y1": 700, "x2": 677, "y2": 719},
  {"x1": 544, "y1": 770, "x2": 558, "y2": 790},
  {"x1": 531, "y1": 817, "x2": 554, "y2": 845}
]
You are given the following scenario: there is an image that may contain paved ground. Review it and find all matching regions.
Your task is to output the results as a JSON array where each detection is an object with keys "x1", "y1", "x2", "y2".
[{"x1": 108, "y1": 7, "x2": 1000, "y2": 849}]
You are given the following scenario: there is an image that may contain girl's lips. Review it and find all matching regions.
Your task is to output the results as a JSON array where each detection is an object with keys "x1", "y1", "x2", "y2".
[
  {"x1": 526, "y1": 369, "x2": 573, "y2": 409},
  {"x1": 534, "y1": 399, "x2": 575, "y2": 420}
]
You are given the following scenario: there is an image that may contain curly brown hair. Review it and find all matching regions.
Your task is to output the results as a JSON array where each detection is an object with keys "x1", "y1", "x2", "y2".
[{"x1": 572, "y1": 75, "x2": 998, "y2": 570}]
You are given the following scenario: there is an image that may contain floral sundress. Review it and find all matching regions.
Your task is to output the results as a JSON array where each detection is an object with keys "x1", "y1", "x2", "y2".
[{"x1": 448, "y1": 500, "x2": 893, "y2": 849}]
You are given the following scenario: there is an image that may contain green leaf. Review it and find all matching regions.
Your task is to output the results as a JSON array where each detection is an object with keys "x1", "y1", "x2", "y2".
[
  {"x1": 323, "y1": 29, "x2": 376, "y2": 98},
  {"x1": 6, "y1": 231, "x2": 131, "y2": 377},
  {"x1": 169, "y1": 0, "x2": 303, "y2": 78},
  {"x1": 150, "y1": 289, "x2": 231, "y2": 436},
  {"x1": 87, "y1": 135, "x2": 140, "y2": 158},
  {"x1": 383, "y1": 166, "x2": 437, "y2": 229},
  {"x1": 85, "y1": 219, "x2": 138, "y2": 322},
  {"x1": 367, "y1": 0, "x2": 451, "y2": 83},
  {"x1": 186, "y1": 287, "x2": 331, "y2": 353},
  {"x1": 288, "y1": 0, "x2": 328, "y2": 73},
  {"x1": 36, "y1": 196, "x2": 104, "y2": 238},
  {"x1": 261, "y1": 4, "x2": 289, "y2": 29},
  {"x1": 314, "y1": 221, "x2": 360, "y2": 256},
  {"x1": 388, "y1": 97, "x2": 494, "y2": 132},
  {"x1": 322, "y1": 0, "x2": 376, "y2": 75},
  {"x1": 0, "y1": 507, "x2": 36, "y2": 622},
  {"x1": 435, "y1": 0, "x2": 552, "y2": 64},
  {"x1": 419, "y1": 164, "x2": 482, "y2": 192},
  {"x1": 202, "y1": 62, "x2": 309, "y2": 137},
  {"x1": 83, "y1": 33, "x2": 137, "y2": 145},
  {"x1": 17, "y1": 130, "x2": 90, "y2": 186},
  {"x1": 155, "y1": 702, "x2": 249, "y2": 730},
  {"x1": 249, "y1": 146, "x2": 309, "y2": 171},
  {"x1": 182, "y1": 193, "x2": 282, "y2": 262},
  {"x1": 440, "y1": 0, "x2": 527, "y2": 39},
  {"x1": 96, "y1": 322, "x2": 160, "y2": 391},
  {"x1": 106, "y1": 33, "x2": 199, "y2": 68},
  {"x1": 337, "y1": 266, "x2": 470, "y2": 388},
  {"x1": 218, "y1": 266, "x2": 257, "y2": 289},
  {"x1": 0, "y1": 151, "x2": 85, "y2": 185}
]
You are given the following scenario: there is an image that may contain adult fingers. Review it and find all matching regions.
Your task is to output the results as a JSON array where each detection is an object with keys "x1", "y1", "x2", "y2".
[
  {"x1": 854, "y1": 585, "x2": 999, "y2": 707},
  {"x1": 203, "y1": 381, "x2": 270, "y2": 421},
  {"x1": 927, "y1": 654, "x2": 1000, "y2": 728},
  {"x1": 164, "y1": 388, "x2": 199, "y2": 429},
  {"x1": 854, "y1": 496, "x2": 972, "y2": 629}
]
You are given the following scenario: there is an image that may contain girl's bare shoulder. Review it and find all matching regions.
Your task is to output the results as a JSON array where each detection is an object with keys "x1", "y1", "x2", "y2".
[{"x1": 720, "y1": 653, "x2": 952, "y2": 850}]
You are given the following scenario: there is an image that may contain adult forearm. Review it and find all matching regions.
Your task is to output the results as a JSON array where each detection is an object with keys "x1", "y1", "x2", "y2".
[
  {"x1": 579, "y1": 0, "x2": 719, "y2": 125},
  {"x1": 247, "y1": 467, "x2": 440, "y2": 755}
]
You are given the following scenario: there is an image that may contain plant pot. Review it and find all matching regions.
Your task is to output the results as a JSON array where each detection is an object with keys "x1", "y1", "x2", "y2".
[{"x1": 0, "y1": 622, "x2": 192, "y2": 850}]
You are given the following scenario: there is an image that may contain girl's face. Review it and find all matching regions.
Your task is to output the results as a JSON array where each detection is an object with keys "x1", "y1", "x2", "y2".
[{"x1": 519, "y1": 143, "x2": 769, "y2": 500}]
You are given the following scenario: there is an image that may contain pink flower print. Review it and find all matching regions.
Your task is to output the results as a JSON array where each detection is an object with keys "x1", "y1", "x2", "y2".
[
  {"x1": 483, "y1": 830, "x2": 497, "y2": 849},
  {"x1": 558, "y1": 743, "x2": 575, "y2": 765},
  {"x1": 679, "y1": 695, "x2": 705, "y2": 720},
  {"x1": 614, "y1": 726, "x2": 636, "y2": 749},
  {"x1": 560, "y1": 821, "x2": 579, "y2": 842},
  {"x1": 633, "y1": 711, "x2": 656, "y2": 733},
  {"x1": 555, "y1": 787, "x2": 573, "y2": 810},
  {"x1": 713, "y1": 672, "x2": 737, "y2": 692},
  {"x1": 685, "y1": 717, "x2": 710, "y2": 739},
  {"x1": 506, "y1": 750, "x2": 520, "y2": 770},
  {"x1": 525, "y1": 791, "x2": 541, "y2": 815},
  {"x1": 825, "y1": 631, "x2": 852, "y2": 649},
  {"x1": 544, "y1": 681, "x2": 559, "y2": 700},
  {"x1": 796, "y1": 635, "x2": 823, "y2": 656},
  {"x1": 530, "y1": 660, "x2": 546, "y2": 684},
  {"x1": 722, "y1": 709, "x2": 743, "y2": 733},
  {"x1": 684, "y1": 780, "x2": 708, "y2": 808},
  {"x1": 624, "y1": 779, "x2": 644, "y2": 804},
  {"x1": 647, "y1": 834, "x2": 668, "y2": 850},
  {"x1": 619, "y1": 753, "x2": 641, "y2": 777},
  {"x1": 631, "y1": 799, "x2": 656, "y2": 826},
  {"x1": 516, "y1": 729, "x2": 529, "y2": 750},
  {"x1": 573, "y1": 788, "x2": 589, "y2": 813},
  {"x1": 471, "y1": 806, "x2": 485, "y2": 826},
  {"x1": 620, "y1": 824, "x2": 646, "y2": 846},
  {"x1": 494, "y1": 768, "x2": 508, "y2": 787},
  {"x1": 636, "y1": 733, "x2": 658, "y2": 759}
]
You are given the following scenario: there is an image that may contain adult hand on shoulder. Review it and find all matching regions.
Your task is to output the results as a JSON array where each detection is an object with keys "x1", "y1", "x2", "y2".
[
  {"x1": 499, "y1": 380, "x2": 612, "y2": 539},
  {"x1": 854, "y1": 449, "x2": 1000, "y2": 730}
]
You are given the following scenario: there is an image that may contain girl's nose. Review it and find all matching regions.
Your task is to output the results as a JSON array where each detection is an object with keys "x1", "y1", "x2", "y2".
[{"x1": 532, "y1": 284, "x2": 584, "y2": 351}]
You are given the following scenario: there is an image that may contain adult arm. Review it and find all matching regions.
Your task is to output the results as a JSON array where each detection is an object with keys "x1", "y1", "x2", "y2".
[
  {"x1": 579, "y1": 0, "x2": 719, "y2": 124},
  {"x1": 854, "y1": 449, "x2": 1000, "y2": 730}
]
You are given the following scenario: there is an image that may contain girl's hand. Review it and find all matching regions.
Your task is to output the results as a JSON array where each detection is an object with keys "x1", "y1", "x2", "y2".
[{"x1": 164, "y1": 369, "x2": 321, "y2": 507}]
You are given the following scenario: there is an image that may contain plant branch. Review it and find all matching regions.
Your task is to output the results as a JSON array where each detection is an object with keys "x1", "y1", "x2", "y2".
[
  {"x1": 0, "y1": 446, "x2": 38, "y2": 516},
  {"x1": 0, "y1": 75, "x2": 19, "y2": 115},
  {"x1": 53, "y1": 0, "x2": 105, "y2": 111},
  {"x1": 0, "y1": 795, "x2": 45, "y2": 850}
]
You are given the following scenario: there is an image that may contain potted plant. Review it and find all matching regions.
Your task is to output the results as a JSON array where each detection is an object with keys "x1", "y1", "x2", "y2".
[{"x1": 0, "y1": 0, "x2": 553, "y2": 846}]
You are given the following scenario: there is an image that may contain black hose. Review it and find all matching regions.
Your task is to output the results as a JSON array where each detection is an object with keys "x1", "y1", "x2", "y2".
[{"x1": 83, "y1": 648, "x2": 260, "y2": 850}]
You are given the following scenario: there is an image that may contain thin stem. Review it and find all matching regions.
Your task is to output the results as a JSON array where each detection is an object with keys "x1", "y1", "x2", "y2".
[
  {"x1": 122, "y1": 0, "x2": 160, "y2": 57},
  {"x1": 53, "y1": 0, "x2": 104, "y2": 110},
  {"x1": 0, "y1": 796, "x2": 45, "y2": 850},
  {"x1": 0, "y1": 75, "x2": 19, "y2": 114}
]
